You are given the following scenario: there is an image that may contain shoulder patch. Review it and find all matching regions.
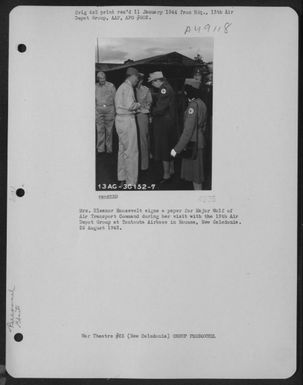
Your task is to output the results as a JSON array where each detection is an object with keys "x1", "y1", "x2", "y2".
[
  {"x1": 188, "y1": 107, "x2": 194, "y2": 115},
  {"x1": 161, "y1": 88, "x2": 166, "y2": 94}
]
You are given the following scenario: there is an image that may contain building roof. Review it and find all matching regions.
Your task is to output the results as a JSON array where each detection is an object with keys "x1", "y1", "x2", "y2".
[
  {"x1": 96, "y1": 63, "x2": 122, "y2": 71},
  {"x1": 96, "y1": 51, "x2": 199, "y2": 72}
]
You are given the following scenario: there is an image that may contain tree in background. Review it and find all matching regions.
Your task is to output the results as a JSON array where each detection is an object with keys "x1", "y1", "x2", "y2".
[{"x1": 194, "y1": 54, "x2": 205, "y2": 64}]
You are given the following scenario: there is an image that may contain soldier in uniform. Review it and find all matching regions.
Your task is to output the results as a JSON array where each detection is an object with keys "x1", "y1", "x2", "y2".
[
  {"x1": 148, "y1": 71, "x2": 177, "y2": 183},
  {"x1": 114, "y1": 67, "x2": 141, "y2": 187},
  {"x1": 193, "y1": 67, "x2": 213, "y2": 188},
  {"x1": 170, "y1": 79, "x2": 207, "y2": 190},
  {"x1": 135, "y1": 73, "x2": 152, "y2": 171},
  {"x1": 95, "y1": 71, "x2": 116, "y2": 153},
  {"x1": 193, "y1": 67, "x2": 203, "y2": 83}
]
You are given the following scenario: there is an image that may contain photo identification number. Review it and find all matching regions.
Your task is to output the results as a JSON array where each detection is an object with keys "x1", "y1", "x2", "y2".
[{"x1": 97, "y1": 184, "x2": 156, "y2": 190}]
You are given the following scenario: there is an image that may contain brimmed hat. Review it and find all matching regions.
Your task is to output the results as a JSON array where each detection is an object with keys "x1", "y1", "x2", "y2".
[
  {"x1": 184, "y1": 78, "x2": 200, "y2": 89},
  {"x1": 126, "y1": 67, "x2": 139, "y2": 77},
  {"x1": 148, "y1": 71, "x2": 164, "y2": 82}
]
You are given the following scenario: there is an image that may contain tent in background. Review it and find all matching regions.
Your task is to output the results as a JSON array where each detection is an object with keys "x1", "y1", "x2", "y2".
[{"x1": 96, "y1": 51, "x2": 212, "y2": 91}]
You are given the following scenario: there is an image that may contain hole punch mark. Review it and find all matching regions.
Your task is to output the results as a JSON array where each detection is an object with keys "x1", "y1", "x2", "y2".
[
  {"x1": 14, "y1": 333, "x2": 23, "y2": 342},
  {"x1": 17, "y1": 44, "x2": 26, "y2": 53},
  {"x1": 16, "y1": 188, "x2": 25, "y2": 197}
]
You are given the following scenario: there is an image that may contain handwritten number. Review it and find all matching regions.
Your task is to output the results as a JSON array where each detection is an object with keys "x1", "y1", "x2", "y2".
[{"x1": 224, "y1": 22, "x2": 232, "y2": 33}]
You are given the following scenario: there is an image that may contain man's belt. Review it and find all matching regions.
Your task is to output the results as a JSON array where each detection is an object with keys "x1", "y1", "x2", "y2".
[{"x1": 97, "y1": 104, "x2": 114, "y2": 107}]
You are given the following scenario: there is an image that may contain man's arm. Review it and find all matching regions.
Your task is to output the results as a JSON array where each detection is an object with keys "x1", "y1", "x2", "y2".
[
  {"x1": 145, "y1": 89, "x2": 152, "y2": 111},
  {"x1": 115, "y1": 86, "x2": 140, "y2": 113}
]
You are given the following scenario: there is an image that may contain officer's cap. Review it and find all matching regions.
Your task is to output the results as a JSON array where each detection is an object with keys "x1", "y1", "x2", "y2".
[
  {"x1": 184, "y1": 78, "x2": 200, "y2": 89},
  {"x1": 126, "y1": 67, "x2": 139, "y2": 77}
]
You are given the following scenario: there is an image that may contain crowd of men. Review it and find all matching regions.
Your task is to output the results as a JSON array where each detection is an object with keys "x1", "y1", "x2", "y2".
[{"x1": 95, "y1": 66, "x2": 208, "y2": 188}]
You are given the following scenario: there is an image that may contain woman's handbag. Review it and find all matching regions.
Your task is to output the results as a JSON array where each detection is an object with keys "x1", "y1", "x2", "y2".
[
  {"x1": 181, "y1": 141, "x2": 198, "y2": 160},
  {"x1": 181, "y1": 102, "x2": 199, "y2": 160}
]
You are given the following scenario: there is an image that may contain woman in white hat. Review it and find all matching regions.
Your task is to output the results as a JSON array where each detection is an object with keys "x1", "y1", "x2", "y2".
[
  {"x1": 170, "y1": 79, "x2": 207, "y2": 190},
  {"x1": 148, "y1": 71, "x2": 177, "y2": 183}
]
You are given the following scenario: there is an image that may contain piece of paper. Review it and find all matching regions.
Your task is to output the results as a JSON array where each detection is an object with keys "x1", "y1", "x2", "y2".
[{"x1": 6, "y1": 6, "x2": 298, "y2": 378}]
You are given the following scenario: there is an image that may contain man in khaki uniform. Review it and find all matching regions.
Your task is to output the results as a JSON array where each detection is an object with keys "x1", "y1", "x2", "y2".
[
  {"x1": 135, "y1": 73, "x2": 152, "y2": 171},
  {"x1": 95, "y1": 71, "x2": 116, "y2": 153},
  {"x1": 114, "y1": 67, "x2": 141, "y2": 186}
]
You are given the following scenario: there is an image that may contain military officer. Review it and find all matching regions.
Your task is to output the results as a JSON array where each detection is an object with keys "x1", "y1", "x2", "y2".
[
  {"x1": 193, "y1": 67, "x2": 203, "y2": 83},
  {"x1": 135, "y1": 73, "x2": 152, "y2": 171},
  {"x1": 193, "y1": 67, "x2": 212, "y2": 185},
  {"x1": 114, "y1": 67, "x2": 141, "y2": 187},
  {"x1": 148, "y1": 71, "x2": 177, "y2": 183},
  {"x1": 95, "y1": 71, "x2": 116, "y2": 153}
]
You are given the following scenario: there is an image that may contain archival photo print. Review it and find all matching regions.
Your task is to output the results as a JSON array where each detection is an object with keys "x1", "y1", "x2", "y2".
[{"x1": 95, "y1": 37, "x2": 213, "y2": 191}]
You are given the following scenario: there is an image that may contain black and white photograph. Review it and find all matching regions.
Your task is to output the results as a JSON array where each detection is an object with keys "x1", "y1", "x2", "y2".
[
  {"x1": 95, "y1": 38, "x2": 213, "y2": 191},
  {"x1": 5, "y1": 5, "x2": 299, "y2": 380}
]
